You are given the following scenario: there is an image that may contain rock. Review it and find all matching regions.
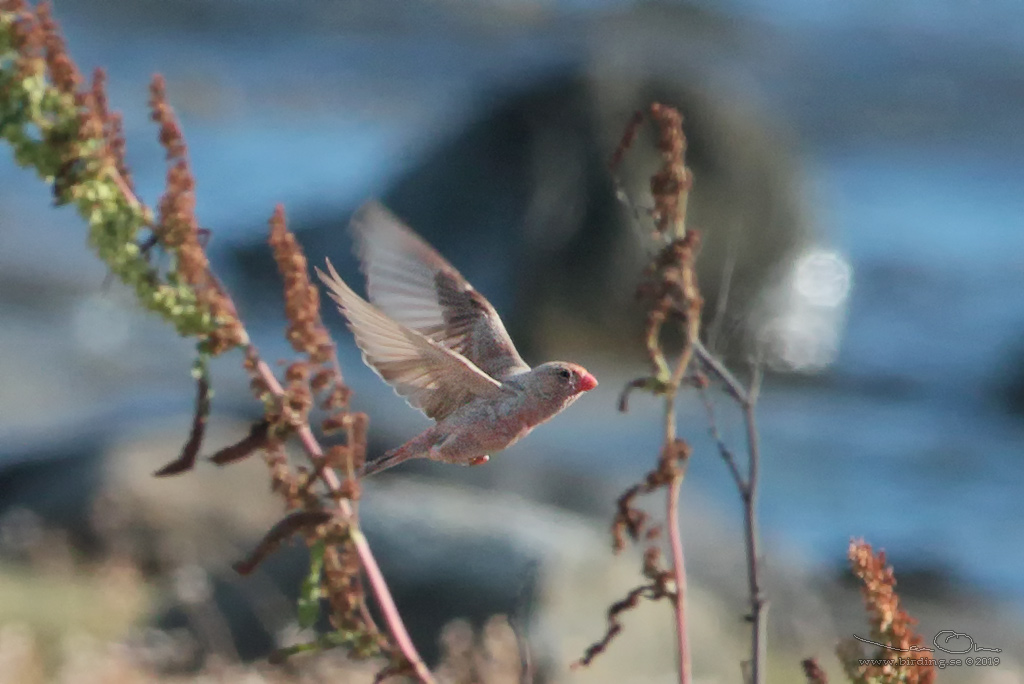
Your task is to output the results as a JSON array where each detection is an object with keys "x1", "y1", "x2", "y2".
[
  {"x1": 0, "y1": 414, "x2": 817, "y2": 678},
  {"x1": 225, "y1": 6, "x2": 817, "y2": 368},
  {"x1": 3, "y1": 417, "x2": 1023, "y2": 682},
  {"x1": 144, "y1": 474, "x2": 754, "y2": 680},
  {"x1": 994, "y1": 342, "x2": 1024, "y2": 419},
  {"x1": 0, "y1": 413, "x2": 271, "y2": 565}
]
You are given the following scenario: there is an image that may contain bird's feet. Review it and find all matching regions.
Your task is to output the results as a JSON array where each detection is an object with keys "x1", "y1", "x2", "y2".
[{"x1": 469, "y1": 455, "x2": 490, "y2": 467}]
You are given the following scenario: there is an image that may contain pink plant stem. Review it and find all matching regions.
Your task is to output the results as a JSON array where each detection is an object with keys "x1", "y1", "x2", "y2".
[
  {"x1": 89, "y1": 76, "x2": 428, "y2": 683},
  {"x1": 661, "y1": 388, "x2": 692, "y2": 684},
  {"x1": 667, "y1": 475, "x2": 691, "y2": 684},
  {"x1": 253, "y1": 354, "x2": 435, "y2": 683}
]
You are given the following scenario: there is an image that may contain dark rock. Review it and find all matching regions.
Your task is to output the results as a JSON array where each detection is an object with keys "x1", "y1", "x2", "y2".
[
  {"x1": 227, "y1": 10, "x2": 813, "y2": 366},
  {"x1": 994, "y1": 342, "x2": 1024, "y2": 419}
]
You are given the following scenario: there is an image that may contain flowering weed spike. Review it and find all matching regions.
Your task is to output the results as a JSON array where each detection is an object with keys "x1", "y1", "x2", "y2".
[
  {"x1": 0, "y1": 2, "x2": 242, "y2": 350},
  {"x1": 0, "y1": 6, "x2": 431, "y2": 679},
  {"x1": 838, "y1": 539, "x2": 936, "y2": 684}
]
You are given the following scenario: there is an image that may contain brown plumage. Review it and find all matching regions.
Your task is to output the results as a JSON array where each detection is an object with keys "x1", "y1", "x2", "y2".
[{"x1": 317, "y1": 202, "x2": 597, "y2": 476}]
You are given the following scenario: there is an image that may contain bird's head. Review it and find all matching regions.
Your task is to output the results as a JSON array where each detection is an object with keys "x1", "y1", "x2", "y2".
[{"x1": 531, "y1": 362, "x2": 598, "y2": 399}]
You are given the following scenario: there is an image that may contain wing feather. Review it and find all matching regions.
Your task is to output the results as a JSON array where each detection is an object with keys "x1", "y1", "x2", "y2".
[
  {"x1": 351, "y1": 201, "x2": 530, "y2": 381},
  {"x1": 317, "y1": 259, "x2": 503, "y2": 421}
]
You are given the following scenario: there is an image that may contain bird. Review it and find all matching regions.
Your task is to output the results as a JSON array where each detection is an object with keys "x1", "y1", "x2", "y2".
[{"x1": 315, "y1": 201, "x2": 598, "y2": 477}]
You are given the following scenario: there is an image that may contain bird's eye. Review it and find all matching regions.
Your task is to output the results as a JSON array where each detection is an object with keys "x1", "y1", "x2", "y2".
[{"x1": 557, "y1": 368, "x2": 572, "y2": 380}]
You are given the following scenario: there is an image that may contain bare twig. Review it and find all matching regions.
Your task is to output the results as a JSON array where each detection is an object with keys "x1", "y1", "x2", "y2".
[
  {"x1": 694, "y1": 339, "x2": 748, "y2": 405},
  {"x1": 742, "y1": 365, "x2": 767, "y2": 684},
  {"x1": 694, "y1": 338, "x2": 768, "y2": 684},
  {"x1": 696, "y1": 388, "x2": 744, "y2": 490}
]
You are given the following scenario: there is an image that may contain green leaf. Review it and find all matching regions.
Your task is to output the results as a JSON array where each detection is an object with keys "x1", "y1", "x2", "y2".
[
  {"x1": 268, "y1": 628, "x2": 373, "y2": 664},
  {"x1": 268, "y1": 638, "x2": 323, "y2": 664},
  {"x1": 297, "y1": 540, "x2": 326, "y2": 629}
]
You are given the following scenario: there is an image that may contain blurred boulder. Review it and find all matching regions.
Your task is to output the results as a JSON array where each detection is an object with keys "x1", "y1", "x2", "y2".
[
  {"x1": 5, "y1": 417, "x2": 1023, "y2": 683},
  {"x1": 150, "y1": 475, "x2": 757, "y2": 680},
  {"x1": 0, "y1": 414, "x2": 272, "y2": 568},
  {"x1": 229, "y1": 4, "x2": 815, "y2": 366},
  {"x1": 0, "y1": 415, "x2": 845, "y2": 680},
  {"x1": 995, "y1": 342, "x2": 1024, "y2": 419}
]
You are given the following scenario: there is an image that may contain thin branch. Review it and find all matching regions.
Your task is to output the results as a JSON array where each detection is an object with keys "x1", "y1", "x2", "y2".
[
  {"x1": 352, "y1": 527, "x2": 430, "y2": 681},
  {"x1": 741, "y1": 363, "x2": 767, "y2": 684},
  {"x1": 696, "y1": 388, "x2": 745, "y2": 493},
  {"x1": 695, "y1": 341, "x2": 767, "y2": 684},
  {"x1": 250, "y1": 352, "x2": 434, "y2": 683},
  {"x1": 694, "y1": 339, "x2": 749, "y2": 406}
]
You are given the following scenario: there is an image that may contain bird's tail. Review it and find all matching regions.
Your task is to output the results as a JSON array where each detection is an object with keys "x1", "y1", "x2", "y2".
[{"x1": 358, "y1": 443, "x2": 418, "y2": 477}]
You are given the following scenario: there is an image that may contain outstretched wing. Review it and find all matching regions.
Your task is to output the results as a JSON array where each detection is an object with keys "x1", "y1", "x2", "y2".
[
  {"x1": 317, "y1": 259, "x2": 503, "y2": 422},
  {"x1": 351, "y1": 201, "x2": 530, "y2": 381}
]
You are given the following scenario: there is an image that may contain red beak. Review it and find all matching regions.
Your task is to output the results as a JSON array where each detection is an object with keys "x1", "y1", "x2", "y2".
[{"x1": 578, "y1": 371, "x2": 598, "y2": 392}]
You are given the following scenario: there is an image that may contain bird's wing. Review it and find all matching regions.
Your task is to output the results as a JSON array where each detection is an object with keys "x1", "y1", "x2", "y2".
[
  {"x1": 350, "y1": 201, "x2": 530, "y2": 381},
  {"x1": 317, "y1": 259, "x2": 503, "y2": 421}
]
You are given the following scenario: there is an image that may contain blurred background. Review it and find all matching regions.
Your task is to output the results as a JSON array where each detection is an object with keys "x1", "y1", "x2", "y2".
[{"x1": 1, "y1": 0, "x2": 1023, "y2": 681}]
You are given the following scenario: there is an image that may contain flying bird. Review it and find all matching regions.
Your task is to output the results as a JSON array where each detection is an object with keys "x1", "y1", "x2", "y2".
[{"x1": 316, "y1": 202, "x2": 598, "y2": 477}]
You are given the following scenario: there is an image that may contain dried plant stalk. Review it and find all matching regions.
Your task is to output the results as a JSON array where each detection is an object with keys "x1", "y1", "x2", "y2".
[
  {"x1": 0, "y1": 3, "x2": 431, "y2": 681},
  {"x1": 583, "y1": 103, "x2": 768, "y2": 684},
  {"x1": 578, "y1": 103, "x2": 702, "y2": 684},
  {"x1": 803, "y1": 657, "x2": 829, "y2": 684},
  {"x1": 837, "y1": 540, "x2": 936, "y2": 684}
]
